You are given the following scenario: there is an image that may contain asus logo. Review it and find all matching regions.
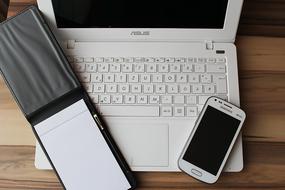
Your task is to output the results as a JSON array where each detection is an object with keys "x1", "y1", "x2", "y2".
[{"x1": 130, "y1": 31, "x2": 150, "y2": 36}]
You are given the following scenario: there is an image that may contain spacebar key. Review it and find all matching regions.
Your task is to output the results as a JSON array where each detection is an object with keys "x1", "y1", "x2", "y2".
[{"x1": 98, "y1": 106, "x2": 160, "y2": 117}]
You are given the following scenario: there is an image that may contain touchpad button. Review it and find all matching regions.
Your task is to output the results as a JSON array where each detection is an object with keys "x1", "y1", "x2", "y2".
[{"x1": 108, "y1": 123, "x2": 169, "y2": 167}]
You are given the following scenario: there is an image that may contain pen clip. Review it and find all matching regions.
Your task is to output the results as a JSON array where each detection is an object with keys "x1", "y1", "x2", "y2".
[{"x1": 93, "y1": 114, "x2": 104, "y2": 130}]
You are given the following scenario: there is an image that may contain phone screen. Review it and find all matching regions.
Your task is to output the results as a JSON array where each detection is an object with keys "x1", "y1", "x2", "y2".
[{"x1": 183, "y1": 105, "x2": 241, "y2": 175}]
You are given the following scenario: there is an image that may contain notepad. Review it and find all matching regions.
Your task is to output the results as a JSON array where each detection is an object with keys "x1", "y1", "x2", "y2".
[{"x1": 35, "y1": 99, "x2": 131, "y2": 190}]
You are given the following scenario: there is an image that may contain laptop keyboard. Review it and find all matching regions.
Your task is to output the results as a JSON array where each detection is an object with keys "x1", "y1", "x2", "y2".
[{"x1": 67, "y1": 56, "x2": 228, "y2": 117}]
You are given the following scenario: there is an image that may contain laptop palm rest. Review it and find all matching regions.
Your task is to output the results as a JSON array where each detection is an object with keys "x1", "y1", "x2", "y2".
[{"x1": 108, "y1": 123, "x2": 169, "y2": 167}]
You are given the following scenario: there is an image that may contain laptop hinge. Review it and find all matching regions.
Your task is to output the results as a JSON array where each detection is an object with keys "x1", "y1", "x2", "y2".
[
  {"x1": 205, "y1": 40, "x2": 214, "y2": 50},
  {"x1": 67, "y1": 40, "x2": 76, "y2": 49}
]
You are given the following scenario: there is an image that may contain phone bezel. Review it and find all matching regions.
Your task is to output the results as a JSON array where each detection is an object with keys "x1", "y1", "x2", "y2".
[{"x1": 178, "y1": 96, "x2": 246, "y2": 184}]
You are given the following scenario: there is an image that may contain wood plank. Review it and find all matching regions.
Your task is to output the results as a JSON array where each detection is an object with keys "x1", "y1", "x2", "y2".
[
  {"x1": 236, "y1": 36, "x2": 285, "y2": 143},
  {"x1": 0, "y1": 142, "x2": 284, "y2": 189}
]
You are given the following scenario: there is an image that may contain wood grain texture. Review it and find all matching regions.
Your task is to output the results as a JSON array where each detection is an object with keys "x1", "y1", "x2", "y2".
[
  {"x1": 6, "y1": 0, "x2": 285, "y2": 37},
  {"x1": 0, "y1": 142, "x2": 284, "y2": 190},
  {"x1": 1, "y1": 1, "x2": 285, "y2": 190}
]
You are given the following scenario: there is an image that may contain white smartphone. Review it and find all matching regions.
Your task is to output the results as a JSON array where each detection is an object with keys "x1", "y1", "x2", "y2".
[{"x1": 178, "y1": 97, "x2": 246, "y2": 184}]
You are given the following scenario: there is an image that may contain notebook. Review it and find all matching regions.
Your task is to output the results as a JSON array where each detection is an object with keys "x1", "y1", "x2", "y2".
[{"x1": 0, "y1": 6, "x2": 136, "y2": 189}]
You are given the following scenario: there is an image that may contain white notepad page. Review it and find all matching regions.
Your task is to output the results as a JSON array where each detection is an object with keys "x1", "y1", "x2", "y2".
[{"x1": 35, "y1": 99, "x2": 131, "y2": 190}]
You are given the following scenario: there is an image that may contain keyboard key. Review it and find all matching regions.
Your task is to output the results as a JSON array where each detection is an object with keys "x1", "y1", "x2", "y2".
[
  {"x1": 176, "y1": 74, "x2": 187, "y2": 83},
  {"x1": 194, "y1": 64, "x2": 205, "y2": 72},
  {"x1": 95, "y1": 57, "x2": 104, "y2": 63},
  {"x1": 186, "y1": 95, "x2": 197, "y2": 104},
  {"x1": 153, "y1": 74, "x2": 163, "y2": 83},
  {"x1": 197, "y1": 58, "x2": 206, "y2": 63},
  {"x1": 188, "y1": 74, "x2": 199, "y2": 83},
  {"x1": 179, "y1": 84, "x2": 191, "y2": 94},
  {"x1": 174, "y1": 95, "x2": 184, "y2": 104},
  {"x1": 187, "y1": 57, "x2": 195, "y2": 63},
  {"x1": 131, "y1": 84, "x2": 142, "y2": 93},
  {"x1": 104, "y1": 74, "x2": 115, "y2": 83},
  {"x1": 110, "y1": 63, "x2": 121, "y2": 72},
  {"x1": 106, "y1": 84, "x2": 117, "y2": 93},
  {"x1": 174, "y1": 106, "x2": 185, "y2": 117},
  {"x1": 145, "y1": 57, "x2": 155, "y2": 63},
  {"x1": 161, "y1": 95, "x2": 172, "y2": 104},
  {"x1": 84, "y1": 57, "x2": 94, "y2": 63},
  {"x1": 105, "y1": 57, "x2": 114, "y2": 63},
  {"x1": 216, "y1": 58, "x2": 226, "y2": 63},
  {"x1": 122, "y1": 63, "x2": 133, "y2": 72},
  {"x1": 143, "y1": 84, "x2": 154, "y2": 93},
  {"x1": 161, "y1": 106, "x2": 172, "y2": 116},
  {"x1": 134, "y1": 57, "x2": 144, "y2": 63},
  {"x1": 167, "y1": 84, "x2": 178, "y2": 94},
  {"x1": 115, "y1": 73, "x2": 127, "y2": 83},
  {"x1": 97, "y1": 63, "x2": 109, "y2": 72},
  {"x1": 207, "y1": 64, "x2": 226, "y2": 73},
  {"x1": 94, "y1": 84, "x2": 105, "y2": 93},
  {"x1": 99, "y1": 95, "x2": 111, "y2": 104},
  {"x1": 137, "y1": 95, "x2": 148, "y2": 104},
  {"x1": 114, "y1": 57, "x2": 124, "y2": 63},
  {"x1": 91, "y1": 73, "x2": 103, "y2": 82},
  {"x1": 146, "y1": 63, "x2": 157, "y2": 73},
  {"x1": 164, "y1": 74, "x2": 175, "y2": 82},
  {"x1": 111, "y1": 95, "x2": 123, "y2": 104},
  {"x1": 141, "y1": 74, "x2": 151, "y2": 83},
  {"x1": 125, "y1": 95, "x2": 136, "y2": 104},
  {"x1": 158, "y1": 64, "x2": 169, "y2": 73},
  {"x1": 155, "y1": 57, "x2": 165, "y2": 63},
  {"x1": 149, "y1": 95, "x2": 160, "y2": 104},
  {"x1": 128, "y1": 74, "x2": 139, "y2": 83},
  {"x1": 186, "y1": 106, "x2": 197, "y2": 117},
  {"x1": 170, "y1": 64, "x2": 180, "y2": 72},
  {"x1": 199, "y1": 96, "x2": 211, "y2": 105},
  {"x1": 86, "y1": 64, "x2": 97, "y2": 72},
  {"x1": 207, "y1": 58, "x2": 216, "y2": 63},
  {"x1": 165, "y1": 58, "x2": 175, "y2": 63},
  {"x1": 125, "y1": 57, "x2": 134, "y2": 63},
  {"x1": 192, "y1": 84, "x2": 203, "y2": 93},
  {"x1": 156, "y1": 84, "x2": 166, "y2": 94},
  {"x1": 118, "y1": 84, "x2": 129, "y2": 93},
  {"x1": 200, "y1": 74, "x2": 212, "y2": 83},
  {"x1": 175, "y1": 57, "x2": 186, "y2": 63},
  {"x1": 182, "y1": 63, "x2": 193, "y2": 72},
  {"x1": 134, "y1": 63, "x2": 145, "y2": 73},
  {"x1": 98, "y1": 106, "x2": 159, "y2": 116},
  {"x1": 214, "y1": 75, "x2": 227, "y2": 93},
  {"x1": 203, "y1": 84, "x2": 215, "y2": 94},
  {"x1": 74, "y1": 57, "x2": 84, "y2": 63}
]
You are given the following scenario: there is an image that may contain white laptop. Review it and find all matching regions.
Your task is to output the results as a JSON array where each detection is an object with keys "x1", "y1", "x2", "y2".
[{"x1": 36, "y1": 0, "x2": 244, "y2": 172}]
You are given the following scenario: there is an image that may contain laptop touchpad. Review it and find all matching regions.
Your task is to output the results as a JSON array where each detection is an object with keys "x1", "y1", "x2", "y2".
[{"x1": 108, "y1": 123, "x2": 169, "y2": 167}]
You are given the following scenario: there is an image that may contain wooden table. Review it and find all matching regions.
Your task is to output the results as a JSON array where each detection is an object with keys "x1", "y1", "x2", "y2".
[{"x1": 1, "y1": 1, "x2": 285, "y2": 189}]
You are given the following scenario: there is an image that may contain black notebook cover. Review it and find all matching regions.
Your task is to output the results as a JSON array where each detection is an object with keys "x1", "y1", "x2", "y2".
[
  {"x1": 0, "y1": 6, "x2": 80, "y2": 118},
  {"x1": 0, "y1": 6, "x2": 136, "y2": 189}
]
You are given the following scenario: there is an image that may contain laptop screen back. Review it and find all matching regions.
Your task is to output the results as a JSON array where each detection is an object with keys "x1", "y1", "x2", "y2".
[{"x1": 51, "y1": 0, "x2": 228, "y2": 29}]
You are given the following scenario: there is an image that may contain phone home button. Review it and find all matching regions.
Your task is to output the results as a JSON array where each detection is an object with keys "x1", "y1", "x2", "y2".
[{"x1": 191, "y1": 169, "x2": 202, "y2": 177}]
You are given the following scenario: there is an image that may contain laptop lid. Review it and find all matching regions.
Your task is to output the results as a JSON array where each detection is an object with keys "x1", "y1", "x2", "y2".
[{"x1": 37, "y1": 0, "x2": 243, "y2": 43}]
